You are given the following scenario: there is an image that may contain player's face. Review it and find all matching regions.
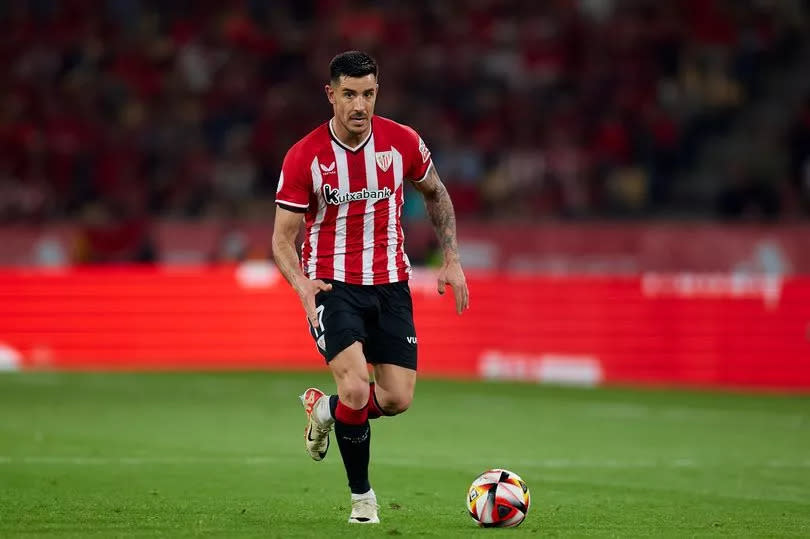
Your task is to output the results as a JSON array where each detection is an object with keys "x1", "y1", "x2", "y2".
[{"x1": 326, "y1": 74, "x2": 377, "y2": 139}]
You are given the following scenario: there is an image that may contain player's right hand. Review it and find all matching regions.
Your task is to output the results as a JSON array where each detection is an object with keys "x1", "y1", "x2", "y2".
[
  {"x1": 437, "y1": 258, "x2": 469, "y2": 315},
  {"x1": 296, "y1": 278, "x2": 333, "y2": 329}
]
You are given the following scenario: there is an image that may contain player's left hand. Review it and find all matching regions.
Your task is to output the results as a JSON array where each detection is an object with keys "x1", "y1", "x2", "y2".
[{"x1": 437, "y1": 258, "x2": 469, "y2": 315}]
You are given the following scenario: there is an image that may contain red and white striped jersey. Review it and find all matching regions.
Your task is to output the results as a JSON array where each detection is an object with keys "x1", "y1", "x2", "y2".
[{"x1": 275, "y1": 115, "x2": 432, "y2": 285}]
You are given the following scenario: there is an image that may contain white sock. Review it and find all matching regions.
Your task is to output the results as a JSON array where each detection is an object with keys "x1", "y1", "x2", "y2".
[
  {"x1": 351, "y1": 488, "x2": 375, "y2": 501},
  {"x1": 314, "y1": 395, "x2": 334, "y2": 426}
]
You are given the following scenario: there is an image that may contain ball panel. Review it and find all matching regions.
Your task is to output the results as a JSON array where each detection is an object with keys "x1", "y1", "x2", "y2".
[
  {"x1": 468, "y1": 484, "x2": 492, "y2": 520},
  {"x1": 500, "y1": 469, "x2": 525, "y2": 484},
  {"x1": 472, "y1": 470, "x2": 502, "y2": 487},
  {"x1": 497, "y1": 482, "x2": 527, "y2": 512},
  {"x1": 496, "y1": 502, "x2": 518, "y2": 521},
  {"x1": 474, "y1": 488, "x2": 493, "y2": 523},
  {"x1": 498, "y1": 510, "x2": 527, "y2": 528}
]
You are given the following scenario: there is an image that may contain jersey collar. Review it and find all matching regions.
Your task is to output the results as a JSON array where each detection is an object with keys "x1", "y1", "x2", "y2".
[{"x1": 328, "y1": 117, "x2": 373, "y2": 153}]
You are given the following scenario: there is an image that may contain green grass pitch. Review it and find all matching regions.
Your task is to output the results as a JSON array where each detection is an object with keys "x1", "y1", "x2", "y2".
[{"x1": 0, "y1": 371, "x2": 808, "y2": 537}]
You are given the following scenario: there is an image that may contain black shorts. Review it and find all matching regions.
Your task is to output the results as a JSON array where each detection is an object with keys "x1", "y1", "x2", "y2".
[{"x1": 308, "y1": 279, "x2": 417, "y2": 370}]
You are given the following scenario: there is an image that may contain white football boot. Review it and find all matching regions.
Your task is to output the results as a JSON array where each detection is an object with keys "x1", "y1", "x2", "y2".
[
  {"x1": 300, "y1": 387, "x2": 332, "y2": 461},
  {"x1": 349, "y1": 489, "x2": 380, "y2": 524}
]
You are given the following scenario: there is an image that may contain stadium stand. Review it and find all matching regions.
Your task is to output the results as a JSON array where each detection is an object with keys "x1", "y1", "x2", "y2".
[{"x1": 0, "y1": 0, "x2": 808, "y2": 263}]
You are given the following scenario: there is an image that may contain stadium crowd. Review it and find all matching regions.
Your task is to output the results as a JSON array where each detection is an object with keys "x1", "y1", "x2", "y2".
[{"x1": 1, "y1": 0, "x2": 809, "y2": 233}]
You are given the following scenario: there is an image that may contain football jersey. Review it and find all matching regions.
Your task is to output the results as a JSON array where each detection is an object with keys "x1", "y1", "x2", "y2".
[{"x1": 275, "y1": 115, "x2": 433, "y2": 285}]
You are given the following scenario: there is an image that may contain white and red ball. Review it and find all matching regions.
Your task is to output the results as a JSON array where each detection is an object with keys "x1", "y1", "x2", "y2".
[{"x1": 466, "y1": 468, "x2": 531, "y2": 527}]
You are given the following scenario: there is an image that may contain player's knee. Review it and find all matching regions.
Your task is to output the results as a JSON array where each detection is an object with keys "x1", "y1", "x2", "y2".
[
  {"x1": 338, "y1": 377, "x2": 370, "y2": 410},
  {"x1": 381, "y1": 393, "x2": 412, "y2": 415}
]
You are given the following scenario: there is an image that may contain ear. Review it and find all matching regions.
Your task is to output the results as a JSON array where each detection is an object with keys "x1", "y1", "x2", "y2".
[{"x1": 325, "y1": 83, "x2": 335, "y2": 105}]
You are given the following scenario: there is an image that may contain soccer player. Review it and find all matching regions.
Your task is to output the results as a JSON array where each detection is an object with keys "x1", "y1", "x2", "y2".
[{"x1": 272, "y1": 50, "x2": 469, "y2": 524}]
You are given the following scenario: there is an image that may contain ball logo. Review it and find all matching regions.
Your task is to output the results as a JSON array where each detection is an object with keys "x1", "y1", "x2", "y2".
[{"x1": 469, "y1": 488, "x2": 479, "y2": 502}]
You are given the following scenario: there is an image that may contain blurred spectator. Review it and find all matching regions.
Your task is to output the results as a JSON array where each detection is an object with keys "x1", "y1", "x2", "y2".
[
  {"x1": 788, "y1": 95, "x2": 810, "y2": 214},
  {"x1": 716, "y1": 125, "x2": 786, "y2": 221},
  {"x1": 210, "y1": 221, "x2": 250, "y2": 263},
  {"x1": 74, "y1": 201, "x2": 156, "y2": 264},
  {"x1": 212, "y1": 127, "x2": 257, "y2": 211}
]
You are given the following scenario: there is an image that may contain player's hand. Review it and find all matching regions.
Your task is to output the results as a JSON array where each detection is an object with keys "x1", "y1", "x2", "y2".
[
  {"x1": 437, "y1": 258, "x2": 469, "y2": 315},
  {"x1": 295, "y1": 277, "x2": 333, "y2": 329}
]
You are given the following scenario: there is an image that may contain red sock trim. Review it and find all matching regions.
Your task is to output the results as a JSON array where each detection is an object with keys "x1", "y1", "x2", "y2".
[
  {"x1": 367, "y1": 383, "x2": 384, "y2": 419},
  {"x1": 335, "y1": 399, "x2": 368, "y2": 425}
]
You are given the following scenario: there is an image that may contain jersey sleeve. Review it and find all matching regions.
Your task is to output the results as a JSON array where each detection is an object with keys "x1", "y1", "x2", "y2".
[
  {"x1": 275, "y1": 146, "x2": 312, "y2": 213},
  {"x1": 401, "y1": 126, "x2": 433, "y2": 182}
]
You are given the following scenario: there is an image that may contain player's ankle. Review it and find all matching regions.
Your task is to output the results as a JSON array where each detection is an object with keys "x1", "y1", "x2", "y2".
[{"x1": 351, "y1": 487, "x2": 375, "y2": 500}]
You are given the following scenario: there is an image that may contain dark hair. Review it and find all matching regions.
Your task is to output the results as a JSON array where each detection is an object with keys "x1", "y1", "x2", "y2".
[{"x1": 329, "y1": 51, "x2": 378, "y2": 83}]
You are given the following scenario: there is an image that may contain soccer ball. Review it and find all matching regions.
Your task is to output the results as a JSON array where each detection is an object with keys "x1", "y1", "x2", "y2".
[{"x1": 466, "y1": 468, "x2": 531, "y2": 527}]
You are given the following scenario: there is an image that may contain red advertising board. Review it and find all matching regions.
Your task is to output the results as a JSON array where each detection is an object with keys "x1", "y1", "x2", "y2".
[{"x1": 0, "y1": 266, "x2": 808, "y2": 391}]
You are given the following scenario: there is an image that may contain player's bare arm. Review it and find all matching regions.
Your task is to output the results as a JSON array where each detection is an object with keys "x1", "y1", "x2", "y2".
[
  {"x1": 271, "y1": 207, "x2": 332, "y2": 329},
  {"x1": 412, "y1": 165, "x2": 470, "y2": 314}
]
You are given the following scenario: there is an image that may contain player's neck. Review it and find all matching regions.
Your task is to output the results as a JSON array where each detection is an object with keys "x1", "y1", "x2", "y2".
[{"x1": 330, "y1": 118, "x2": 371, "y2": 149}]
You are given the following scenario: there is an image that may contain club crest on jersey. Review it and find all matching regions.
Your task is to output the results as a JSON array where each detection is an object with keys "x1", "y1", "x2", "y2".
[
  {"x1": 375, "y1": 151, "x2": 392, "y2": 172},
  {"x1": 323, "y1": 184, "x2": 393, "y2": 205},
  {"x1": 319, "y1": 161, "x2": 336, "y2": 174}
]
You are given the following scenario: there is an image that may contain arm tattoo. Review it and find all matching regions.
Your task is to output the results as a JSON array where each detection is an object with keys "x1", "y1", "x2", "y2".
[{"x1": 421, "y1": 167, "x2": 460, "y2": 262}]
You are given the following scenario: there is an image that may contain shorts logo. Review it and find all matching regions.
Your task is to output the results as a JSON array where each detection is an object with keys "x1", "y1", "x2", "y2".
[
  {"x1": 319, "y1": 161, "x2": 336, "y2": 175},
  {"x1": 375, "y1": 151, "x2": 392, "y2": 172},
  {"x1": 323, "y1": 184, "x2": 393, "y2": 205},
  {"x1": 406, "y1": 336, "x2": 417, "y2": 344},
  {"x1": 311, "y1": 305, "x2": 326, "y2": 353}
]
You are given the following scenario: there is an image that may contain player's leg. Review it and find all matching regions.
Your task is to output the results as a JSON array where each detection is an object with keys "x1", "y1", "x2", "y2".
[
  {"x1": 328, "y1": 342, "x2": 379, "y2": 523},
  {"x1": 300, "y1": 280, "x2": 367, "y2": 462},
  {"x1": 365, "y1": 280, "x2": 418, "y2": 419},
  {"x1": 365, "y1": 381, "x2": 385, "y2": 419},
  {"x1": 328, "y1": 341, "x2": 371, "y2": 494},
  {"x1": 370, "y1": 363, "x2": 415, "y2": 417},
  {"x1": 300, "y1": 297, "x2": 341, "y2": 462}
]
